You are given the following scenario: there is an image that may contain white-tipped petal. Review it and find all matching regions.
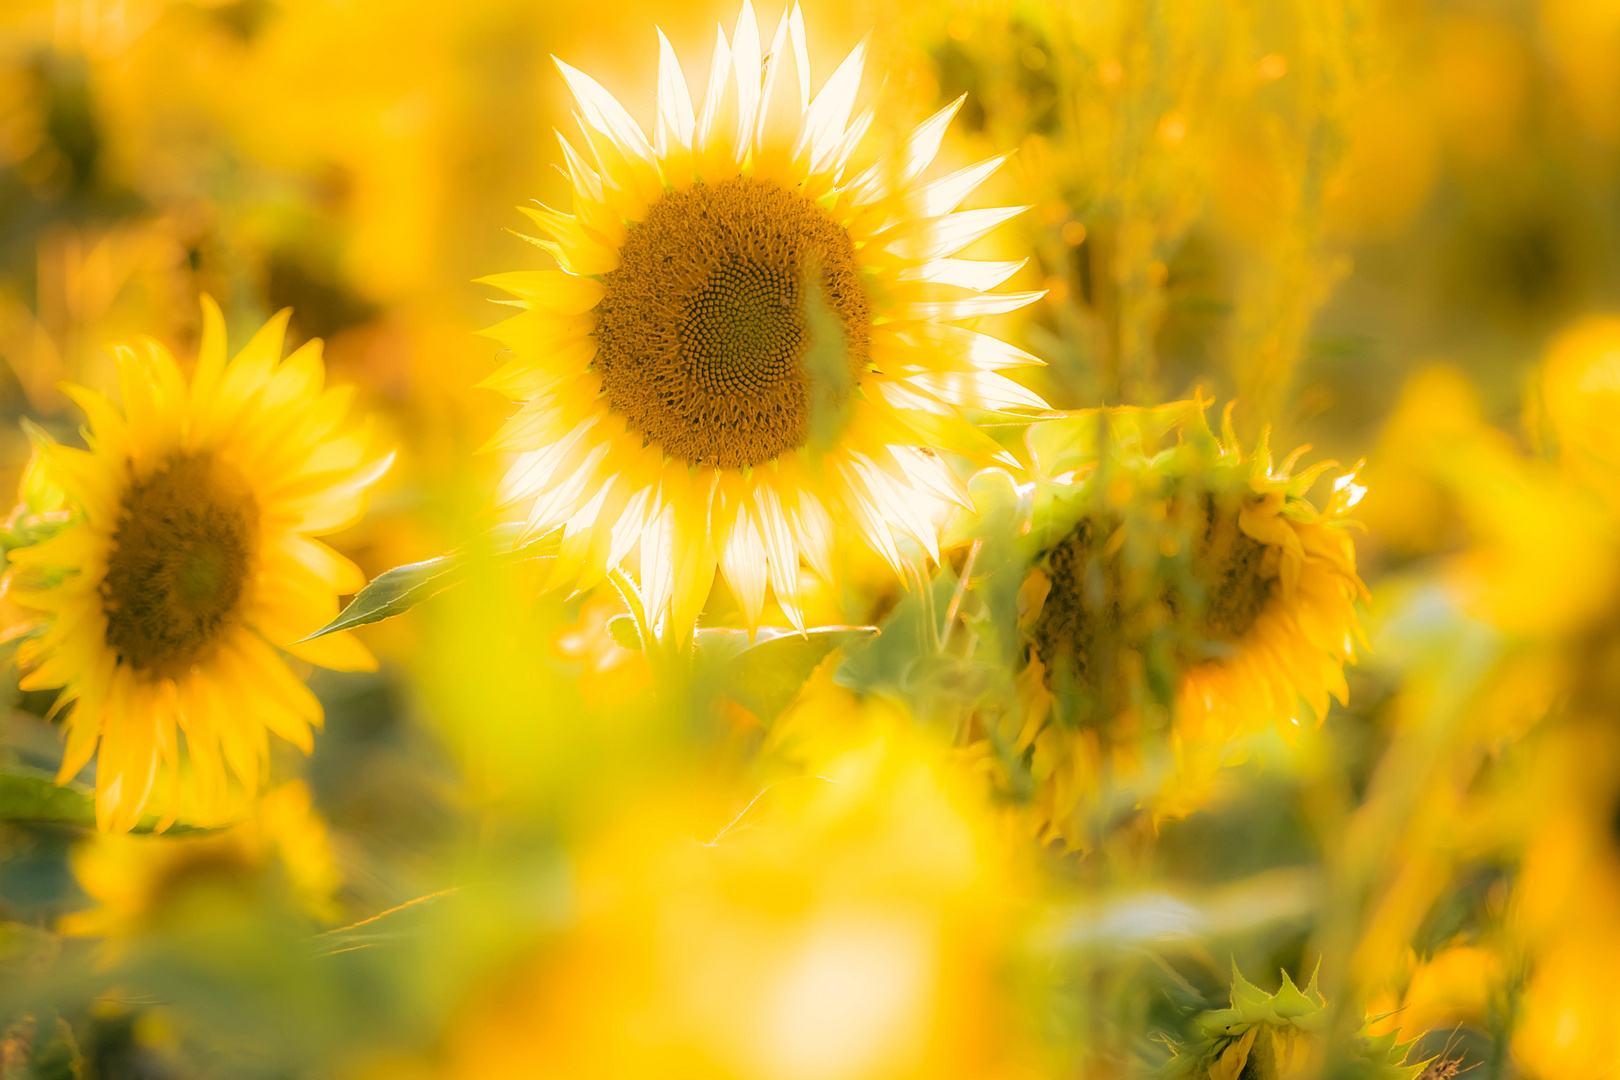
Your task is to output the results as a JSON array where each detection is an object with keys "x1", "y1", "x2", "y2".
[
  {"x1": 654, "y1": 29, "x2": 696, "y2": 156},
  {"x1": 911, "y1": 370, "x2": 1052, "y2": 412},
  {"x1": 554, "y1": 59, "x2": 656, "y2": 165},
  {"x1": 800, "y1": 36, "x2": 867, "y2": 172},
  {"x1": 914, "y1": 151, "x2": 1013, "y2": 218},
  {"x1": 694, "y1": 25, "x2": 733, "y2": 157},
  {"x1": 754, "y1": 484, "x2": 804, "y2": 631},
  {"x1": 730, "y1": 0, "x2": 762, "y2": 160},
  {"x1": 883, "y1": 204, "x2": 1028, "y2": 261},
  {"x1": 720, "y1": 499, "x2": 768, "y2": 632},
  {"x1": 898, "y1": 257, "x2": 1027, "y2": 291},
  {"x1": 847, "y1": 95, "x2": 964, "y2": 205},
  {"x1": 756, "y1": 5, "x2": 808, "y2": 152}
]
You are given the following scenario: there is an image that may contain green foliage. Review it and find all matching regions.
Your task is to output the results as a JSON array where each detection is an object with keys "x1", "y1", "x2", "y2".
[
  {"x1": 698, "y1": 626, "x2": 879, "y2": 723},
  {"x1": 1163, "y1": 964, "x2": 1428, "y2": 1080},
  {"x1": 305, "y1": 525, "x2": 559, "y2": 639},
  {"x1": 0, "y1": 768, "x2": 211, "y2": 835}
]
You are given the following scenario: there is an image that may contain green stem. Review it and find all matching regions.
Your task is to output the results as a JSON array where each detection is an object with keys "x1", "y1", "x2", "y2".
[
  {"x1": 912, "y1": 556, "x2": 939, "y2": 655},
  {"x1": 940, "y1": 539, "x2": 982, "y2": 653}
]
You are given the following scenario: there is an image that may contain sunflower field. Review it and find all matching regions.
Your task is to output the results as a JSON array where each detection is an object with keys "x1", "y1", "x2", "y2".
[{"x1": 2, "y1": 0, "x2": 1619, "y2": 1076}]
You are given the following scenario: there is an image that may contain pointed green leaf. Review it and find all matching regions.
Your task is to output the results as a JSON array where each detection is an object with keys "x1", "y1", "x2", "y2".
[
  {"x1": 303, "y1": 525, "x2": 558, "y2": 639},
  {"x1": 712, "y1": 626, "x2": 878, "y2": 723}
]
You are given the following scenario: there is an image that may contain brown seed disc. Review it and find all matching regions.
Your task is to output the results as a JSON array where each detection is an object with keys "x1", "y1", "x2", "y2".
[
  {"x1": 593, "y1": 176, "x2": 871, "y2": 468},
  {"x1": 1191, "y1": 496, "x2": 1273, "y2": 643},
  {"x1": 101, "y1": 453, "x2": 257, "y2": 679},
  {"x1": 1032, "y1": 494, "x2": 1276, "y2": 702}
]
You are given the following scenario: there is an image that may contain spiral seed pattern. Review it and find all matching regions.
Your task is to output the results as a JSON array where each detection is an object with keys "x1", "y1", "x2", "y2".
[
  {"x1": 102, "y1": 453, "x2": 258, "y2": 679},
  {"x1": 594, "y1": 176, "x2": 870, "y2": 468}
]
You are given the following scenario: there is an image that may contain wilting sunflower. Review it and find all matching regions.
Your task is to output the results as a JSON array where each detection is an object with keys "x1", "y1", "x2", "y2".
[
  {"x1": 480, "y1": 1, "x2": 1046, "y2": 635},
  {"x1": 996, "y1": 401, "x2": 1366, "y2": 842},
  {"x1": 6, "y1": 298, "x2": 390, "y2": 831}
]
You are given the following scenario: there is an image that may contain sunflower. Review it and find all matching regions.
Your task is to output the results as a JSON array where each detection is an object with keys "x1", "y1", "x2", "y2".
[
  {"x1": 479, "y1": 1, "x2": 1046, "y2": 635},
  {"x1": 999, "y1": 401, "x2": 1366, "y2": 842},
  {"x1": 5, "y1": 298, "x2": 391, "y2": 832},
  {"x1": 1164, "y1": 965, "x2": 1426, "y2": 1080},
  {"x1": 60, "y1": 780, "x2": 342, "y2": 945}
]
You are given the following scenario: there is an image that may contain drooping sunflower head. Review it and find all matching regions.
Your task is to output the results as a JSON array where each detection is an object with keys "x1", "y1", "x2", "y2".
[
  {"x1": 992, "y1": 401, "x2": 1367, "y2": 841},
  {"x1": 479, "y1": 1, "x2": 1047, "y2": 635},
  {"x1": 6, "y1": 297, "x2": 391, "y2": 831}
]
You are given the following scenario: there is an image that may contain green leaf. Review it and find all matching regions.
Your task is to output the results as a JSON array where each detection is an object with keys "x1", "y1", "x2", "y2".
[
  {"x1": 606, "y1": 615, "x2": 643, "y2": 651},
  {"x1": 303, "y1": 524, "x2": 558, "y2": 640},
  {"x1": 0, "y1": 767, "x2": 212, "y2": 834},
  {"x1": 835, "y1": 568, "x2": 960, "y2": 696},
  {"x1": 27, "y1": 1015, "x2": 83, "y2": 1080},
  {"x1": 0, "y1": 768, "x2": 94, "y2": 827},
  {"x1": 707, "y1": 626, "x2": 878, "y2": 723}
]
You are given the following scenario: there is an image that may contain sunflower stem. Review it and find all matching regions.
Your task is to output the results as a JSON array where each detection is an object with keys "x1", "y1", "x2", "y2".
[
  {"x1": 912, "y1": 556, "x2": 939, "y2": 655},
  {"x1": 940, "y1": 539, "x2": 982, "y2": 652}
]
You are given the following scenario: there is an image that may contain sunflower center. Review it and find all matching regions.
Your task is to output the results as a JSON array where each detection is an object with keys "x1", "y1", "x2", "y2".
[
  {"x1": 1031, "y1": 497, "x2": 1279, "y2": 702},
  {"x1": 1191, "y1": 498, "x2": 1273, "y2": 643},
  {"x1": 102, "y1": 453, "x2": 257, "y2": 679},
  {"x1": 1032, "y1": 518, "x2": 1115, "y2": 690},
  {"x1": 594, "y1": 176, "x2": 871, "y2": 468}
]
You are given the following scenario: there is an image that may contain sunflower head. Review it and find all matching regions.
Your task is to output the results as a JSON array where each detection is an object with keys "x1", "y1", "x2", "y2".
[
  {"x1": 478, "y1": 0, "x2": 1046, "y2": 637},
  {"x1": 1163, "y1": 965, "x2": 1427, "y2": 1080},
  {"x1": 60, "y1": 781, "x2": 341, "y2": 944},
  {"x1": 989, "y1": 400, "x2": 1367, "y2": 841},
  {"x1": 5, "y1": 297, "x2": 391, "y2": 831},
  {"x1": 1539, "y1": 316, "x2": 1620, "y2": 505}
]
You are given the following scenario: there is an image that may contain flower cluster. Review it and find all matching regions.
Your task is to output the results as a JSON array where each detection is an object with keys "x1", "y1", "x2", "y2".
[{"x1": 2, "y1": 1, "x2": 1611, "y2": 1077}]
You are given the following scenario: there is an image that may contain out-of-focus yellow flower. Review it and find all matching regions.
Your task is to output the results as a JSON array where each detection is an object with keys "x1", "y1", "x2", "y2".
[
  {"x1": 1365, "y1": 944, "x2": 1505, "y2": 1043},
  {"x1": 1539, "y1": 315, "x2": 1620, "y2": 504},
  {"x1": 481, "y1": 0, "x2": 1046, "y2": 636},
  {"x1": 1428, "y1": 13, "x2": 1530, "y2": 165},
  {"x1": 1541, "y1": 0, "x2": 1620, "y2": 144},
  {"x1": 1000, "y1": 400, "x2": 1364, "y2": 841},
  {"x1": 1325, "y1": 88, "x2": 1439, "y2": 243},
  {"x1": 61, "y1": 780, "x2": 342, "y2": 945},
  {"x1": 1363, "y1": 365, "x2": 1617, "y2": 637},
  {"x1": 439, "y1": 686, "x2": 1032, "y2": 1080},
  {"x1": 1508, "y1": 719, "x2": 1620, "y2": 1078},
  {"x1": 552, "y1": 594, "x2": 652, "y2": 707},
  {"x1": 5, "y1": 298, "x2": 390, "y2": 830}
]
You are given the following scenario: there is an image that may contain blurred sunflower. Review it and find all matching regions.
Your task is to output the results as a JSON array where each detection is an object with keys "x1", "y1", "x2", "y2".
[
  {"x1": 480, "y1": 0, "x2": 1046, "y2": 635},
  {"x1": 1165, "y1": 966, "x2": 1426, "y2": 1080},
  {"x1": 5, "y1": 298, "x2": 391, "y2": 831},
  {"x1": 1001, "y1": 402, "x2": 1366, "y2": 841},
  {"x1": 437, "y1": 680, "x2": 1031, "y2": 1080},
  {"x1": 61, "y1": 780, "x2": 343, "y2": 946}
]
